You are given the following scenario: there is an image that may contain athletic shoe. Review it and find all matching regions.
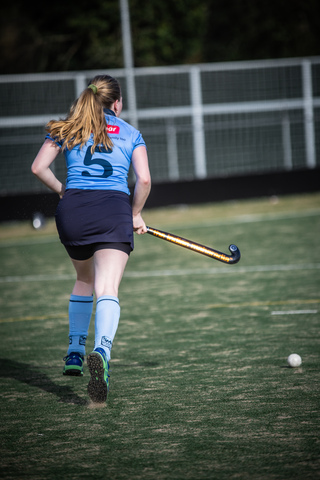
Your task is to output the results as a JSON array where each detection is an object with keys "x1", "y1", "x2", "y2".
[
  {"x1": 87, "y1": 348, "x2": 110, "y2": 403},
  {"x1": 63, "y1": 352, "x2": 84, "y2": 376}
]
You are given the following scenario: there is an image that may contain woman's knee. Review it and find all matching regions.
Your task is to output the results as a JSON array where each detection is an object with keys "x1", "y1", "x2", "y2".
[
  {"x1": 72, "y1": 258, "x2": 95, "y2": 285},
  {"x1": 94, "y1": 281, "x2": 118, "y2": 299},
  {"x1": 77, "y1": 272, "x2": 94, "y2": 286}
]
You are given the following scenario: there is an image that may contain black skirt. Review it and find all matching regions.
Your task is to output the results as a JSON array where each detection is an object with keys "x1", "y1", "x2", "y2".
[{"x1": 55, "y1": 189, "x2": 134, "y2": 251}]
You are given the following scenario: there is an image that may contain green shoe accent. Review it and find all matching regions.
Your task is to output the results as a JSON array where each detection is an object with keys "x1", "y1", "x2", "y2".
[
  {"x1": 87, "y1": 348, "x2": 110, "y2": 403},
  {"x1": 63, "y1": 352, "x2": 84, "y2": 376}
]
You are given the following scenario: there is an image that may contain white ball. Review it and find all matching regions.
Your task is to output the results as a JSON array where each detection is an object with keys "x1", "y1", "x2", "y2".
[{"x1": 287, "y1": 354, "x2": 302, "y2": 368}]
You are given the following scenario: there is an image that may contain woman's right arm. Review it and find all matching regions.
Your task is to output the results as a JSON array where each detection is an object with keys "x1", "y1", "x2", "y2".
[
  {"x1": 31, "y1": 139, "x2": 65, "y2": 198},
  {"x1": 131, "y1": 146, "x2": 151, "y2": 234}
]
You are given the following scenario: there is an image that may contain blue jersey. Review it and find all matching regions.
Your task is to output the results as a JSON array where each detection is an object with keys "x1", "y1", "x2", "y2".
[{"x1": 46, "y1": 110, "x2": 146, "y2": 195}]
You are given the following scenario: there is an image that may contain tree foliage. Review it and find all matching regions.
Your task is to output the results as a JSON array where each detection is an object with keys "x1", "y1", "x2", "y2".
[
  {"x1": 203, "y1": 0, "x2": 320, "y2": 62},
  {"x1": 0, "y1": 0, "x2": 319, "y2": 74}
]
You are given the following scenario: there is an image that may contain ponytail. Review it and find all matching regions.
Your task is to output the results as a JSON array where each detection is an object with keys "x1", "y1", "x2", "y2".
[{"x1": 46, "y1": 75, "x2": 121, "y2": 153}]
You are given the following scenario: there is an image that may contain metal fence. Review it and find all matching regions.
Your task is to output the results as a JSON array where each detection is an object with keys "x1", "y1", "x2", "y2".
[{"x1": 0, "y1": 57, "x2": 319, "y2": 195}]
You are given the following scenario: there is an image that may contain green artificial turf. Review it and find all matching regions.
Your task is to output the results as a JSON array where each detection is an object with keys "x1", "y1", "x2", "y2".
[{"x1": 0, "y1": 193, "x2": 319, "y2": 479}]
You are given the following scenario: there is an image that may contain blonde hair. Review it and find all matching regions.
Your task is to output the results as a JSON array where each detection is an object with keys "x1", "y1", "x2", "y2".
[{"x1": 46, "y1": 75, "x2": 121, "y2": 152}]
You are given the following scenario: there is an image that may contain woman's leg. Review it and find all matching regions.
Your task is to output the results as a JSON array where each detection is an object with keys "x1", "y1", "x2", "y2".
[
  {"x1": 93, "y1": 249, "x2": 129, "y2": 298},
  {"x1": 64, "y1": 257, "x2": 94, "y2": 367},
  {"x1": 92, "y1": 249, "x2": 129, "y2": 361},
  {"x1": 86, "y1": 249, "x2": 129, "y2": 402},
  {"x1": 71, "y1": 257, "x2": 95, "y2": 296}
]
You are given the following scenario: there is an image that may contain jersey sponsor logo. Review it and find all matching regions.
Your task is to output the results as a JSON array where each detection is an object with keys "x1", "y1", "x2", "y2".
[{"x1": 107, "y1": 125, "x2": 120, "y2": 134}]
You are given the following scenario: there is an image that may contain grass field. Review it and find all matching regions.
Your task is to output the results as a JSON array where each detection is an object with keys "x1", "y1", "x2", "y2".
[{"x1": 1, "y1": 192, "x2": 320, "y2": 480}]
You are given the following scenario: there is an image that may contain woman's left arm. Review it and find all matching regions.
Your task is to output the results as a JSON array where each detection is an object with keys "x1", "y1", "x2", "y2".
[
  {"x1": 31, "y1": 139, "x2": 65, "y2": 198},
  {"x1": 131, "y1": 145, "x2": 151, "y2": 234}
]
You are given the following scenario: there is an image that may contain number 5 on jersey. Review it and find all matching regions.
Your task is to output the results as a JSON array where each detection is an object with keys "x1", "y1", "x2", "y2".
[{"x1": 82, "y1": 146, "x2": 113, "y2": 178}]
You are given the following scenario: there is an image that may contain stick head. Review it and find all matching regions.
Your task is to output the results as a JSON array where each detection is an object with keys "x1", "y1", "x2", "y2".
[{"x1": 228, "y1": 244, "x2": 241, "y2": 264}]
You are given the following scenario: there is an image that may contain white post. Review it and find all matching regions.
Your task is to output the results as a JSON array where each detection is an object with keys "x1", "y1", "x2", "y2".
[
  {"x1": 302, "y1": 60, "x2": 316, "y2": 168},
  {"x1": 281, "y1": 112, "x2": 292, "y2": 170},
  {"x1": 166, "y1": 118, "x2": 179, "y2": 180},
  {"x1": 75, "y1": 74, "x2": 87, "y2": 98},
  {"x1": 120, "y1": 0, "x2": 138, "y2": 128},
  {"x1": 190, "y1": 66, "x2": 207, "y2": 178}
]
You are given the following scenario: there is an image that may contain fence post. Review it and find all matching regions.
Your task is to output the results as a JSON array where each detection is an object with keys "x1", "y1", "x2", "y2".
[
  {"x1": 75, "y1": 74, "x2": 87, "y2": 98},
  {"x1": 281, "y1": 112, "x2": 293, "y2": 170},
  {"x1": 166, "y1": 118, "x2": 179, "y2": 180},
  {"x1": 120, "y1": 0, "x2": 138, "y2": 128},
  {"x1": 302, "y1": 59, "x2": 316, "y2": 168},
  {"x1": 190, "y1": 66, "x2": 207, "y2": 178}
]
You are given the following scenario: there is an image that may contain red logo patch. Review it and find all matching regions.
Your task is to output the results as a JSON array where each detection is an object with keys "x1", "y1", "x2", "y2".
[{"x1": 107, "y1": 125, "x2": 120, "y2": 134}]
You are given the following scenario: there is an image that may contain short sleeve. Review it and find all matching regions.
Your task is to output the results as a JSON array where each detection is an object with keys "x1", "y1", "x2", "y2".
[
  {"x1": 133, "y1": 130, "x2": 146, "y2": 151},
  {"x1": 45, "y1": 133, "x2": 63, "y2": 148}
]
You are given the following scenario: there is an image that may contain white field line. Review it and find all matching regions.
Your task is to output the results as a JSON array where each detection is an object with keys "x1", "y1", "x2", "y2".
[
  {"x1": 271, "y1": 310, "x2": 318, "y2": 315},
  {"x1": 124, "y1": 263, "x2": 320, "y2": 278},
  {"x1": 0, "y1": 235, "x2": 58, "y2": 248},
  {"x1": 1, "y1": 262, "x2": 320, "y2": 283},
  {"x1": 180, "y1": 208, "x2": 320, "y2": 231},
  {"x1": 195, "y1": 208, "x2": 320, "y2": 228},
  {"x1": 2, "y1": 302, "x2": 319, "y2": 324},
  {"x1": 0, "y1": 209, "x2": 319, "y2": 248}
]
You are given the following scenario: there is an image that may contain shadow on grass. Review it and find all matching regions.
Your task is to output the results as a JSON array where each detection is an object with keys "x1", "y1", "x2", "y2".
[{"x1": 0, "y1": 358, "x2": 88, "y2": 406}]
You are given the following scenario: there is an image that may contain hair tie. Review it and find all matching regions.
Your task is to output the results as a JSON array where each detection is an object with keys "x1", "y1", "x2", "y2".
[{"x1": 88, "y1": 84, "x2": 98, "y2": 94}]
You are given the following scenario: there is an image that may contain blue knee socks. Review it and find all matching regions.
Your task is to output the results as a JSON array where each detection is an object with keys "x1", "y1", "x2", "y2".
[
  {"x1": 67, "y1": 294, "x2": 120, "y2": 361},
  {"x1": 94, "y1": 295, "x2": 120, "y2": 361},
  {"x1": 67, "y1": 294, "x2": 93, "y2": 356}
]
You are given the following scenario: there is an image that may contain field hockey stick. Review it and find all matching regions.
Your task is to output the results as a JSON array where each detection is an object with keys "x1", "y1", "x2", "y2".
[{"x1": 146, "y1": 226, "x2": 241, "y2": 265}]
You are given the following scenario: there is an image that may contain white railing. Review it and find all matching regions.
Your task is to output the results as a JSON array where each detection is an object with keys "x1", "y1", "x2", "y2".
[{"x1": 0, "y1": 57, "x2": 319, "y2": 194}]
